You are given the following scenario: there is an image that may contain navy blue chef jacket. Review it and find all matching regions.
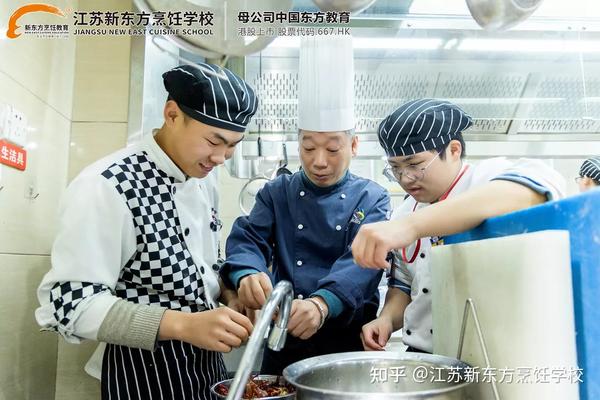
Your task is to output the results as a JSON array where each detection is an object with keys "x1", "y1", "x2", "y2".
[{"x1": 221, "y1": 170, "x2": 390, "y2": 374}]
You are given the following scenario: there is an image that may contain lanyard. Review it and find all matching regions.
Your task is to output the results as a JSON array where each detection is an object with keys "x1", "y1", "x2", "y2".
[{"x1": 401, "y1": 164, "x2": 470, "y2": 264}]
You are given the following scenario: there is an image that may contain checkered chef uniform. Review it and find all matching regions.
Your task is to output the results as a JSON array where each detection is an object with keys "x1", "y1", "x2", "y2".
[{"x1": 36, "y1": 63, "x2": 258, "y2": 400}]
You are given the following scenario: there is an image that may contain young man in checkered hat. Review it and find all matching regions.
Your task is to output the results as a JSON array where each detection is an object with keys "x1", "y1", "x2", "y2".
[
  {"x1": 36, "y1": 64, "x2": 258, "y2": 399},
  {"x1": 352, "y1": 99, "x2": 566, "y2": 354}
]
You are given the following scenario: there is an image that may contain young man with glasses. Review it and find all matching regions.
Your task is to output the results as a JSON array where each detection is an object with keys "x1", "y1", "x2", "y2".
[{"x1": 353, "y1": 99, "x2": 565, "y2": 354}]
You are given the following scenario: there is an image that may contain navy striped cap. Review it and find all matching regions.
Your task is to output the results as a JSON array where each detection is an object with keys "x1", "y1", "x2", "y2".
[
  {"x1": 580, "y1": 156, "x2": 600, "y2": 182},
  {"x1": 378, "y1": 99, "x2": 473, "y2": 157},
  {"x1": 163, "y1": 64, "x2": 258, "y2": 133}
]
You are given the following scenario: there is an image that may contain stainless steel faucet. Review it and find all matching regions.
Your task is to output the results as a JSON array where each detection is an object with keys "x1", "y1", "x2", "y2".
[{"x1": 226, "y1": 280, "x2": 294, "y2": 400}]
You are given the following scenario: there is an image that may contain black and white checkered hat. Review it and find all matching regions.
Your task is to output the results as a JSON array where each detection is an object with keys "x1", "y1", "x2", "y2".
[
  {"x1": 378, "y1": 99, "x2": 473, "y2": 157},
  {"x1": 580, "y1": 156, "x2": 600, "y2": 183},
  {"x1": 163, "y1": 64, "x2": 258, "y2": 133}
]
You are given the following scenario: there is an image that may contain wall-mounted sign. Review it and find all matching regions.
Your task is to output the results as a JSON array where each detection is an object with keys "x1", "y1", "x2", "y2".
[{"x1": 0, "y1": 139, "x2": 27, "y2": 171}]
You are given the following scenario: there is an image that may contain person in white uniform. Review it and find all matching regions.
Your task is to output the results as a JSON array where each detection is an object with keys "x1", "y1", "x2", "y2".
[
  {"x1": 35, "y1": 63, "x2": 257, "y2": 400},
  {"x1": 576, "y1": 156, "x2": 600, "y2": 192},
  {"x1": 352, "y1": 99, "x2": 566, "y2": 354}
]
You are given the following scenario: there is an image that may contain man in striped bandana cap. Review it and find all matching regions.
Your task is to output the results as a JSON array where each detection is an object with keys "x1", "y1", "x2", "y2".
[
  {"x1": 36, "y1": 63, "x2": 258, "y2": 399},
  {"x1": 577, "y1": 156, "x2": 600, "y2": 192},
  {"x1": 352, "y1": 98, "x2": 566, "y2": 354},
  {"x1": 377, "y1": 98, "x2": 473, "y2": 158}
]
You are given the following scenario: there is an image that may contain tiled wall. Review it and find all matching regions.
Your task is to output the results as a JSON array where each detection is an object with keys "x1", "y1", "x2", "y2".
[
  {"x1": 0, "y1": 255, "x2": 59, "y2": 399},
  {"x1": 0, "y1": 1, "x2": 132, "y2": 399},
  {"x1": 0, "y1": 1, "x2": 75, "y2": 255},
  {"x1": 58, "y1": 1, "x2": 133, "y2": 399},
  {"x1": 0, "y1": 1, "x2": 77, "y2": 398},
  {"x1": 68, "y1": 0, "x2": 132, "y2": 182}
]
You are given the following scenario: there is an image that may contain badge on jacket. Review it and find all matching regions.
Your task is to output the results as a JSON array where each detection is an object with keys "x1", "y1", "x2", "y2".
[
  {"x1": 210, "y1": 208, "x2": 222, "y2": 232},
  {"x1": 430, "y1": 236, "x2": 444, "y2": 247},
  {"x1": 350, "y1": 208, "x2": 366, "y2": 225}
]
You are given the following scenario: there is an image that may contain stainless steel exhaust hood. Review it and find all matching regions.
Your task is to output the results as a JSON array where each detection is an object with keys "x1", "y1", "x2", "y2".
[
  {"x1": 129, "y1": 0, "x2": 600, "y2": 167},
  {"x1": 230, "y1": 4, "x2": 600, "y2": 163}
]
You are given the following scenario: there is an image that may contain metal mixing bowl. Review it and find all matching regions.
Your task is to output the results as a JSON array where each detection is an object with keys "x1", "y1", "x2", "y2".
[{"x1": 211, "y1": 374, "x2": 296, "y2": 399}]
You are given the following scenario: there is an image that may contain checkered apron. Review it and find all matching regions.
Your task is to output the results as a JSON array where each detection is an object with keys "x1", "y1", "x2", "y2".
[{"x1": 97, "y1": 152, "x2": 227, "y2": 399}]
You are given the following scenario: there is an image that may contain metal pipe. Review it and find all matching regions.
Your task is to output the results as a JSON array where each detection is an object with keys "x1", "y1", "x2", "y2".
[{"x1": 226, "y1": 280, "x2": 294, "y2": 400}]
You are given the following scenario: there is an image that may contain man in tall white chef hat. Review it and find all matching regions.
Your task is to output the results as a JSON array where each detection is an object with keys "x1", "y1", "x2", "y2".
[{"x1": 221, "y1": 35, "x2": 391, "y2": 375}]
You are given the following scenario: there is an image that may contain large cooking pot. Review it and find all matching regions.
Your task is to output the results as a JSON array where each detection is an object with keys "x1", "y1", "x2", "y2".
[
  {"x1": 283, "y1": 352, "x2": 472, "y2": 400},
  {"x1": 136, "y1": 0, "x2": 293, "y2": 58}
]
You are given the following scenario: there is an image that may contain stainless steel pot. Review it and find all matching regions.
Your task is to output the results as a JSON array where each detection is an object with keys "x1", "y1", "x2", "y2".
[
  {"x1": 138, "y1": 0, "x2": 293, "y2": 57},
  {"x1": 211, "y1": 375, "x2": 296, "y2": 400},
  {"x1": 283, "y1": 352, "x2": 472, "y2": 400},
  {"x1": 466, "y1": 0, "x2": 544, "y2": 30}
]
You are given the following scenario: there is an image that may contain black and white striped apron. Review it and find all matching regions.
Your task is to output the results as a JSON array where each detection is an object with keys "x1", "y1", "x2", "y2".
[
  {"x1": 99, "y1": 153, "x2": 226, "y2": 399},
  {"x1": 101, "y1": 340, "x2": 227, "y2": 400}
]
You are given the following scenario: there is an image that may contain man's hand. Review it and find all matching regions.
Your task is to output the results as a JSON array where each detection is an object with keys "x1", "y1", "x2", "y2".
[
  {"x1": 352, "y1": 219, "x2": 418, "y2": 269},
  {"x1": 238, "y1": 272, "x2": 273, "y2": 309},
  {"x1": 287, "y1": 298, "x2": 328, "y2": 340},
  {"x1": 158, "y1": 307, "x2": 253, "y2": 353},
  {"x1": 353, "y1": 180, "x2": 551, "y2": 270},
  {"x1": 223, "y1": 289, "x2": 257, "y2": 323},
  {"x1": 361, "y1": 315, "x2": 393, "y2": 351},
  {"x1": 219, "y1": 278, "x2": 257, "y2": 322}
]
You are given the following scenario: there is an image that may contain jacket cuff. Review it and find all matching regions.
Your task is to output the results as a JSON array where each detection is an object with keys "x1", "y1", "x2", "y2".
[
  {"x1": 311, "y1": 289, "x2": 344, "y2": 319},
  {"x1": 229, "y1": 268, "x2": 260, "y2": 289},
  {"x1": 388, "y1": 277, "x2": 412, "y2": 296},
  {"x1": 97, "y1": 299, "x2": 167, "y2": 351}
]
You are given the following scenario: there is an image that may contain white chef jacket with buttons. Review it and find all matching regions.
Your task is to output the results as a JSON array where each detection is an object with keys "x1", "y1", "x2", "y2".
[
  {"x1": 389, "y1": 157, "x2": 566, "y2": 353},
  {"x1": 35, "y1": 132, "x2": 221, "y2": 343}
]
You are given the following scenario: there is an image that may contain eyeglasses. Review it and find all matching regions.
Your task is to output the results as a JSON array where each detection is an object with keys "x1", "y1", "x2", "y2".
[
  {"x1": 575, "y1": 176, "x2": 583, "y2": 184},
  {"x1": 383, "y1": 151, "x2": 441, "y2": 183}
]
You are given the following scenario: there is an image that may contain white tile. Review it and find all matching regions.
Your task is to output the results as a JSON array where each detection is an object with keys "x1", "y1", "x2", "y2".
[
  {"x1": 71, "y1": 0, "x2": 132, "y2": 122},
  {"x1": 55, "y1": 341, "x2": 101, "y2": 400},
  {"x1": 0, "y1": 254, "x2": 57, "y2": 399},
  {"x1": 68, "y1": 122, "x2": 127, "y2": 181},
  {"x1": 0, "y1": 73, "x2": 70, "y2": 255},
  {"x1": 0, "y1": 0, "x2": 77, "y2": 119}
]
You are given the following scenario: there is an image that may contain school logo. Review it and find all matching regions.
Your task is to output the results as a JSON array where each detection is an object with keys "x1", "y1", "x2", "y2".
[{"x1": 6, "y1": 3, "x2": 68, "y2": 39}]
